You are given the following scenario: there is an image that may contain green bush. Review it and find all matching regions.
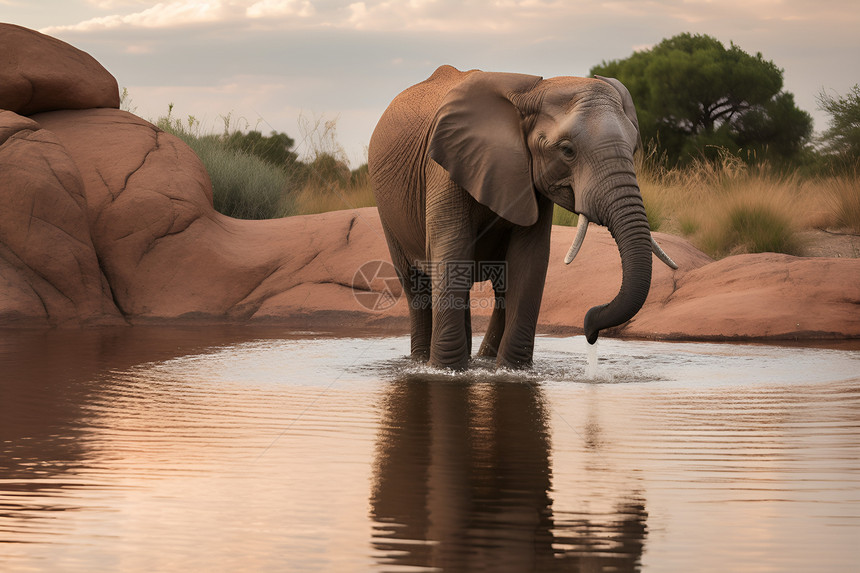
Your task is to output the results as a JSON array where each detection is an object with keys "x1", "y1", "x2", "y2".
[
  {"x1": 189, "y1": 135, "x2": 294, "y2": 219},
  {"x1": 156, "y1": 109, "x2": 294, "y2": 219},
  {"x1": 704, "y1": 203, "x2": 802, "y2": 257}
]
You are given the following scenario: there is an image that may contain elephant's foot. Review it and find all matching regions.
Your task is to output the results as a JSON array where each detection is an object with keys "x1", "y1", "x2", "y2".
[
  {"x1": 477, "y1": 340, "x2": 499, "y2": 359},
  {"x1": 428, "y1": 354, "x2": 470, "y2": 371},
  {"x1": 495, "y1": 341, "x2": 535, "y2": 369},
  {"x1": 479, "y1": 301, "x2": 505, "y2": 359},
  {"x1": 410, "y1": 349, "x2": 430, "y2": 362},
  {"x1": 496, "y1": 355, "x2": 533, "y2": 370},
  {"x1": 428, "y1": 345, "x2": 470, "y2": 370}
]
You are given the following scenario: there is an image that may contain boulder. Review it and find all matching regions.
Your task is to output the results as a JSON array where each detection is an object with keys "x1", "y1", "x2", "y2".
[
  {"x1": 0, "y1": 110, "x2": 122, "y2": 326},
  {"x1": 624, "y1": 253, "x2": 860, "y2": 341},
  {"x1": 29, "y1": 107, "x2": 400, "y2": 328},
  {"x1": 0, "y1": 24, "x2": 119, "y2": 114}
]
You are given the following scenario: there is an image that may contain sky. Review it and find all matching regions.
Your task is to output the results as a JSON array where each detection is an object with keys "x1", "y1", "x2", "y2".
[{"x1": 4, "y1": 0, "x2": 859, "y2": 166}]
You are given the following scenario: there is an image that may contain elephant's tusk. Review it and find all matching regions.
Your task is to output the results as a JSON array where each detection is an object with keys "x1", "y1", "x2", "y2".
[
  {"x1": 564, "y1": 215, "x2": 589, "y2": 264},
  {"x1": 651, "y1": 236, "x2": 679, "y2": 269}
]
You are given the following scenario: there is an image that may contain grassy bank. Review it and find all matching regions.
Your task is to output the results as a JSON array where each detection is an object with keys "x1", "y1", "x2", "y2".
[
  {"x1": 156, "y1": 107, "x2": 374, "y2": 219},
  {"x1": 155, "y1": 107, "x2": 858, "y2": 260},
  {"x1": 637, "y1": 152, "x2": 860, "y2": 258}
]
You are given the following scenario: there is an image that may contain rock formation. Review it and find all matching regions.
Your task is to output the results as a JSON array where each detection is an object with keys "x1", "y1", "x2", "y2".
[{"x1": 1, "y1": 24, "x2": 858, "y2": 341}]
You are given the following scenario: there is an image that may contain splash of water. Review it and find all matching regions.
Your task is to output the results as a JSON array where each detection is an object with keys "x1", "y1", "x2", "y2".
[
  {"x1": 585, "y1": 340, "x2": 599, "y2": 379},
  {"x1": 393, "y1": 357, "x2": 543, "y2": 384}
]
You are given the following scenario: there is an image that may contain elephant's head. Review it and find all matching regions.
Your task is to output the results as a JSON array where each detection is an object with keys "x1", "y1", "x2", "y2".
[{"x1": 428, "y1": 70, "x2": 676, "y2": 344}]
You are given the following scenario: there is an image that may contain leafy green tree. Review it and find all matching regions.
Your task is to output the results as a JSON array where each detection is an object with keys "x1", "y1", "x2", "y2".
[
  {"x1": 817, "y1": 84, "x2": 860, "y2": 165},
  {"x1": 591, "y1": 33, "x2": 812, "y2": 165}
]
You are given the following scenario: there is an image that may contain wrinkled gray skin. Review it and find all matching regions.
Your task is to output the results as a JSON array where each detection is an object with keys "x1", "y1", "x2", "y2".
[{"x1": 369, "y1": 65, "x2": 654, "y2": 369}]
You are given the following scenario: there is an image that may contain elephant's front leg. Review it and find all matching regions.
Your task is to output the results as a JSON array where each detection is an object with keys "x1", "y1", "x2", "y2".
[
  {"x1": 496, "y1": 199, "x2": 554, "y2": 368},
  {"x1": 429, "y1": 258, "x2": 473, "y2": 369},
  {"x1": 426, "y1": 175, "x2": 475, "y2": 370}
]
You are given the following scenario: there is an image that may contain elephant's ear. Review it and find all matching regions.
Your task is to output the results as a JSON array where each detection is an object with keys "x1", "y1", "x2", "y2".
[
  {"x1": 595, "y1": 75, "x2": 642, "y2": 151},
  {"x1": 428, "y1": 71, "x2": 543, "y2": 227}
]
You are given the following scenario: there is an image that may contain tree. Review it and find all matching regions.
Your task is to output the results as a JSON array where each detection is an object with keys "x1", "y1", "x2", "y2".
[
  {"x1": 817, "y1": 84, "x2": 860, "y2": 165},
  {"x1": 591, "y1": 33, "x2": 813, "y2": 165},
  {"x1": 307, "y1": 152, "x2": 351, "y2": 187},
  {"x1": 225, "y1": 130, "x2": 300, "y2": 169}
]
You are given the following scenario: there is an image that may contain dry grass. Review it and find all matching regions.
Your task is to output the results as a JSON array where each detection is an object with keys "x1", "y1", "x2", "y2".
[
  {"x1": 813, "y1": 173, "x2": 860, "y2": 233},
  {"x1": 159, "y1": 101, "x2": 858, "y2": 256},
  {"x1": 286, "y1": 115, "x2": 378, "y2": 215},
  {"x1": 637, "y1": 149, "x2": 860, "y2": 258},
  {"x1": 292, "y1": 173, "x2": 377, "y2": 216}
]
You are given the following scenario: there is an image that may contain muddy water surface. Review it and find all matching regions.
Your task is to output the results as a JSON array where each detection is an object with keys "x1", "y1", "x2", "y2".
[{"x1": 1, "y1": 327, "x2": 859, "y2": 572}]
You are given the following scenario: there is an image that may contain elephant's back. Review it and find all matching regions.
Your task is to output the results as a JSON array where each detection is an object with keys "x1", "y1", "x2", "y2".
[
  {"x1": 396, "y1": 65, "x2": 471, "y2": 117},
  {"x1": 378, "y1": 65, "x2": 471, "y2": 134},
  {"x1": 369, "y1": 66, "x2": 474, "y2": 259},
  {"x1": 369, "y1": 65, "x2": 472, "y2": 188}
]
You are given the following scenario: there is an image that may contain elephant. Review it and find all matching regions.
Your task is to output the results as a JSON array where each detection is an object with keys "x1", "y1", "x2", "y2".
[{"x1": 368, "y1": 65, "x2": 676, "y2": 369}]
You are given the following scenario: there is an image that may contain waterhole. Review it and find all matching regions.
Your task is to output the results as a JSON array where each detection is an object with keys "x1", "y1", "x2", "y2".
[{"x1": 1, "y1": 327, "x2": 858, "y2": 572}]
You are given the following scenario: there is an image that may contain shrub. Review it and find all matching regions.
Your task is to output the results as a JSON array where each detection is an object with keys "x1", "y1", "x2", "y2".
[
  {"x1": 701, "y1": 201, "x2": 802, "y2": 257},
  {"x1": 817, "y1": 84, "x2": 860, "y2": 166},
  {"x1": 818, "y1": 173, "x2": 860, "y2": 233},
  {"x1": 190, "y1": 136, "x2": 293, "y2": 219},
  {"x1": 639, "y1": 184, "x2": 665, "y2": 232},
  {"x1": 156, "y1": 107, "x2": 293, "y2": 219},
  {"x1": 636, "y1": 145, "x2": 812, "y2": 257},
  {"x1": 286, "y1": 114, "x2": 377, "y2": 215},
  {"x1": 678, "y1": 216, "x2": 699, "y2": 236},
  {"x1": 292, "y1": 167, "x2": 376, "y2": 216}
]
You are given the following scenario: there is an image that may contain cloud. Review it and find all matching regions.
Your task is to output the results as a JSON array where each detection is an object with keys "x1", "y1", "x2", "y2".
[
  {"x1": 86, "y1": 0, "x2": 156, "y2": 8},
  {"x1": 124, "y1": 43, "x2": 155, "y2": 54},
  {"x1": 38, "y1": 0, "x2": 860, "y2": 36},
  {"x1": 44, "y1": 0, "x2": 585, "y2": 34},
  {"x1": 246, "y1": 0, "x2": 315, "y2": 18},
  {"x1": 42, "y1": 1, "x2": 240, "y2": 32}
]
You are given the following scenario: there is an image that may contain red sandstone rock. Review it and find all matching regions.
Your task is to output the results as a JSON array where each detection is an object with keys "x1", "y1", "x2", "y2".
[
  {"x1": 625, "y1": 253, "x2": 860, "y2": 340},
  {"x1": 30, "y1": 108, "x2": 401, "y2": 326},
  {"x1": 537, "y1": 226, "x2": 714, "y2": 336},
  {"x1": 0, "y1": 24, "x2": 119, "y2": 115},
  {"x1": 0, "y1": 110, "x2": 122, "y2": 326}
]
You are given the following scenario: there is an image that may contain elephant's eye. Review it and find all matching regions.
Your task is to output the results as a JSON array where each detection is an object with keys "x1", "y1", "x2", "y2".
[{"x1": 558, "y1": 142, "x2": 576, "y2": 160}]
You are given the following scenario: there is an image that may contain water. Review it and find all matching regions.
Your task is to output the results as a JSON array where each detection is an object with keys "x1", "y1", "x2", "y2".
[
  {"x1": 1, "y1": 327, "x2": 859, "y2": 572},
  {"x1": 585, "y1": 339, "x2": 599, "y2": 379}
]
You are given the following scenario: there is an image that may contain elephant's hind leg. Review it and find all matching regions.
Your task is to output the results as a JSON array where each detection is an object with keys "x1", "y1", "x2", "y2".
[
  {"x1": 477, "y1": 292, "x2": 505, "y2": 359},
  {"x1": 379, "y1": 222, "x2": 432, "y2": 362},
  {"x1": 407, "y1": 268, "x2": 433, "y2": 362}
]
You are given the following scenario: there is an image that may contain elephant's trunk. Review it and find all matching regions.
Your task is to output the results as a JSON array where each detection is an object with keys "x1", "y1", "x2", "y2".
[{"x1": 583, "y1": 184, "x2": 653, "y2": 344}]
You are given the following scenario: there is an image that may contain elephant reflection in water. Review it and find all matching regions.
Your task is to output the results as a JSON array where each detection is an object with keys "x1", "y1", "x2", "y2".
[{"x1": 370, "y1": 377, "x2": 647, "y2": 572}]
